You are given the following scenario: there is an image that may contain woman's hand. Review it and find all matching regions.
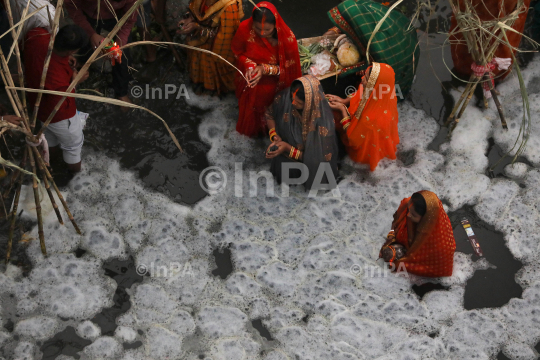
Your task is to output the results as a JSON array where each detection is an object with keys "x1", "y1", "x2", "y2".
[
  {"x1": 68, "y1": 55, "x2": 77, "y2": 70},
  {"x1": 178, "y1": 21, "x2": 199, "y2": 35},
  {"x1": 328, "y1": 101, "x2": 348, "y2": 118},
  {"x1": 265, "y1": 141, "x2": 289, "y2": 159},
  {"x1": 271, "y1": 134, "x2": 282, "y2": 143},
  {"x1": 90, "y1": 33, "x2": 104, "y2": 49},
  {"x1": 247, "y1": 65, "x2": 263, "y2": 88},
  {"x1": 326, "y1": 94, "x2": 345, "y2": 104}
]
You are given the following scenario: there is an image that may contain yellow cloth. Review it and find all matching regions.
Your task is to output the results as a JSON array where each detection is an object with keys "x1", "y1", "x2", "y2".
[{"x1": 188, "y1": 1, "x2": 241, "y2": 93}]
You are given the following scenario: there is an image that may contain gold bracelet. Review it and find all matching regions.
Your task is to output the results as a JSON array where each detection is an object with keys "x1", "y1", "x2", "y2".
[
  {"x1": 329, "y1": 26, "x2": 341, "y2": 34},
  {"x1": 289, "y1": 146, "x2": 296, "y2": 159},
  {"x1": 340, "y1": 116, "x2": 351, "y2": 130}
]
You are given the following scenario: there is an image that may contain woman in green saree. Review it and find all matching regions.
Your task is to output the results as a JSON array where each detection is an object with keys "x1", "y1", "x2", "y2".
[{"x1": 325, "y1": 0, "x2": 419, "y2": 97}]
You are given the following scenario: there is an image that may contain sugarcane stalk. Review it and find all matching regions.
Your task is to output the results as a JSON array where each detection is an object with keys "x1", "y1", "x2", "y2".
[
  {"x1": 2, "y1": 149, "x2": 27, "y2": 199},
  {"x1": 446, "y1": 74, "x2": 476, "y2": 125},
  {"x1": 27, "y1": 147, "x2": 46, "y2": 256},
  {"x1": 3, "y1": 0, "x2": 29, "y2": 121},
  {"x1": 0, "y1": 51, "x2": 25, "y2": 120},
  {"x1": 32, "y1": 147, "x2": 63, "y2": 224},
  {"x1": 30, "y1": 0, "x2": 65, "y2": 129},
  {"x1": 0, "y1": 70, "x2": 21, "y2": 118},
  {"x1": 455, "y1": 79, "x2": 479, "y2": 120},
  {"x1": 36, "y1": 0, "x2": 146, "y2": 139},
  {"x1": 6, "y1": 148, "x2": 27, "y2": 264},
  {"x1": 484, "y1": 74, "x2": 507, "y2": 129},
  {"x1": 30, "y1": 146, "x2": 81, "y2": 234}
]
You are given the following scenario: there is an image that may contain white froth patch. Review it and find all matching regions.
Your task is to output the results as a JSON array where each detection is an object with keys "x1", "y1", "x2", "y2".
[
  {"x1": 197, "y1": 306, "x2": 248, "y2": 338},
  {"x1": 504, "y1": 162, "x2": 528, "y2": 179},
  {"x1": 76, "y1": 320, "x2": 101, "y2": 340},
  {"x1": 115, "y1": 326, "x2": 137, "y2": 343},
  {"x1": 13, "y1": 340, "x2": 36, "y2": 360},
  {"x1": 502, "y1": 342, "x2": 537, "y2": 360},
  {"x1": 83, "y1": 336, "x2": 123, "y2": 359},
  {"x1": 493, "y1": 58, "x2": 540, "y2": 166},
  {"x1": 14, "y1": 315, "x2": 60, "y2": 341},
  {"x1": 13, "y1": 254, "x2": 116, "y2": 320},
  {"x1": 145, "y1": 326, "x2": 184, "y2": 360},
  {"x1": 209, "y1": 338, "x2": 260, "y2": 360}
]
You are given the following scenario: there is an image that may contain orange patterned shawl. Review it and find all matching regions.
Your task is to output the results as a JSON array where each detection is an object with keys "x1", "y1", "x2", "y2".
[
  {"x1": 340, "y1": 62, "x2": 399, "y2": 171},
  {"x1": 391, "y1": 191, "x2": 456, "y2": 277}
]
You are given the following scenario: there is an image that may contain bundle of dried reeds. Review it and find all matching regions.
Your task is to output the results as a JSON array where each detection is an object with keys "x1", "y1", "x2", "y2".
[{"x1": 444, "y1": 0, "x2": 538, "y2": 157}]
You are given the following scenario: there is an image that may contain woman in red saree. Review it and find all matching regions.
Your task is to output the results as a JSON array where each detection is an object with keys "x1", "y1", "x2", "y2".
[
  {"x1": 328, "y1": 62, "x2": 399, "y2": 171},
  {"x1": 380, "y1": 191, "x2": 456, "y2": 278},
  {"x1": 231, "y1": 2, "x2": 302, "y2": 137}
]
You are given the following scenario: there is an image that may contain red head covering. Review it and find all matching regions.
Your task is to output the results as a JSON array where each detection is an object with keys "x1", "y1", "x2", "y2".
[
  {"x1": 390, "y1": 190, "x2": 456, "y2": 278},
  {"x1": 232, "y1": 2, "x2": 301, "y2": 91},
  {"x1": 231, "y1": 1, "x2": 301, "y2": 137}
]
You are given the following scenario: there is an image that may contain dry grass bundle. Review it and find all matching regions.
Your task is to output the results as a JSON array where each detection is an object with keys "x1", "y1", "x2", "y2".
[
  {"x1": 444, "y1": 0, "x2": 538, "y2": 163},
  {"x1": 0, "y1": 0, "x2": 147, "y2": 263}
]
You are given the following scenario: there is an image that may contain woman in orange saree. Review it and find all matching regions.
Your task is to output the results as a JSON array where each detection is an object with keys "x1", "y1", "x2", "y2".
[
  {"x1": 328, "y1": 62, "x2": 399, "y2": 171},
  {"x1": 178, "y1": 0, "x2": 243, "y2": 95},
  {"x1": 380, "y1": 190, "x2": 456, "y2": 278},
  {"x1": 231, "y1": 2, "x2": 302, "y2": 137}
]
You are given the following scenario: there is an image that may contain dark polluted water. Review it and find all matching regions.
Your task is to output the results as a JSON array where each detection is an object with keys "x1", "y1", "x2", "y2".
[{"x1": 1, "y1": 0, "x2": 537, "y2": 357}]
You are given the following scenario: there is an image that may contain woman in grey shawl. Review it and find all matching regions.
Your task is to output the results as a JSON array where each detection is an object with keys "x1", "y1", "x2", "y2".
[{"x1": 265, "y1": 75, "x2": 339, "y2": 190}]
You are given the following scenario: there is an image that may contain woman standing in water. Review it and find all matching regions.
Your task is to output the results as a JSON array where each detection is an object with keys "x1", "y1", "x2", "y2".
[
  {"x1": 265, "y1": 76, "x2": 339, "y2": 190},
  {"x1": 380, "y1": 190, "x2": 456, "y2": 278},
  {"x1": 328, "y1": 62, "x2": 399, "y2": 171},
  {"x1": 231, "y1": 2, "x2": 301, "y2": 137}
]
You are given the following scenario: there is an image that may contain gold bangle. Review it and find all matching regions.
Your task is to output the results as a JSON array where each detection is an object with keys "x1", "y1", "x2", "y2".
[
  {"x1": 329, "y1": 26, "x2": 341, "y2": 34},
  {"x1": 289, "y1": 146, "x2": 296, "y2": 158}
]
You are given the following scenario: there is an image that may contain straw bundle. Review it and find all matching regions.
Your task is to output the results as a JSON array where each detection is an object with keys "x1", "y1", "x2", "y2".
[{"x1": 444, "y1": 0, "x2": 538, "y2": 163}]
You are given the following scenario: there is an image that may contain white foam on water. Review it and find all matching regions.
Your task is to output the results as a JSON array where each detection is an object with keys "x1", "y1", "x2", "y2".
[
  {"x1": 14, "y1": 315, "x2": 60, "y2": 341},
  {"x1": 82, "y1": 336, "x2": 123, "y2": 359},
  {"x1": 114, "y1": 326, "x2": 137, "y2": 343},
  {"x1": 76, "y1": 320, "x2": 101, "y2": 340},
  {"x1": 3, "y1": 55, "x2": 540, "y2": 360},
  {"x1": 504, "y1": 162, "x2": 528, "y2": 179}
]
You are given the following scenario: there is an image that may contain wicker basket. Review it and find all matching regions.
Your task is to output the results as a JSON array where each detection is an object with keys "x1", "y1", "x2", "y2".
[{"x1": 297, "y1": 34, "x2": 366, "y2": 80}]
